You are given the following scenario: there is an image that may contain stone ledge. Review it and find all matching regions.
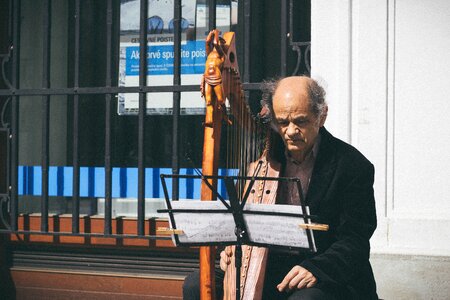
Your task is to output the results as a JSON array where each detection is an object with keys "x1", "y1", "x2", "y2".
[{"x1": 371, "y1": 253, "x2": 450, "y2": 300}]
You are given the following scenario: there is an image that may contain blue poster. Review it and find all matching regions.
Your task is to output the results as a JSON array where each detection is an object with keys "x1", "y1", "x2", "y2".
[{"x1": 125, "y1": 41, "x2": 206, "y2": 76}]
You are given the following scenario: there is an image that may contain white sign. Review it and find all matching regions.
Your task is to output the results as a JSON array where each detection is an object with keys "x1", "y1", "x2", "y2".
[{"x1": 118, "y1": 0, "x2": 235, "y2": 115}]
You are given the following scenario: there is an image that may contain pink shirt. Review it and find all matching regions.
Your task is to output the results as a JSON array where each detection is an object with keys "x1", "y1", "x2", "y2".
[{"x1": 277, "y1": 135, "x2": 321, "y2": 205}]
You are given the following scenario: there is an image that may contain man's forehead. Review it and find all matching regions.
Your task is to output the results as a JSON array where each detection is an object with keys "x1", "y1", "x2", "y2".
[
  {"x1": 274, "y1": 76, "x2": 311, "y2": 95},
  {"x1": 273, "y1": 88, "x2": 310, "y2": 111},
  {"x1": 273, "y1": 79, "x2": 310, "y2": 105}
]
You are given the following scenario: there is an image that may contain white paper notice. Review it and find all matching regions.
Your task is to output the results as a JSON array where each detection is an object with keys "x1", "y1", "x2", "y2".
[
  {"x1": 243, "y1": 203, "x2": 315, "y2": 250},
  {"x1": 168, "y1": 200, "x2": 236, "y2": 244}
]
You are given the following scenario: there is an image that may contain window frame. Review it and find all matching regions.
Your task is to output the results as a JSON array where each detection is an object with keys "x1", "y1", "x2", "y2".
[{"x1": 0, "y1": 0, "x2": 311, "y2": 243}]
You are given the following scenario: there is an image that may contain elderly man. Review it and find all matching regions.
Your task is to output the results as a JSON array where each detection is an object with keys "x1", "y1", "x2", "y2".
[{"x1": 184, "y1": 76, "x2": 378, "y2": 300}]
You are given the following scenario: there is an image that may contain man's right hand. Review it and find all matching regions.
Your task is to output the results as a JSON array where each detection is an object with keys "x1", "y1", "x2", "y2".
[{"x1": 219, "y1": 246, "x2": 233, "y2": 271}]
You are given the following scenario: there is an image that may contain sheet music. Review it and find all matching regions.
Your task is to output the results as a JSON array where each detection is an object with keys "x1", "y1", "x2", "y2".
[
  {"x1": 243, "y1": 203, "x2": 316, "y2": 251},
  {"x1": 163, "y1": 200, "x2": 316, "y2": 251},
  {"x1": 168, "y1": 200, "x2": 236, "y2": 244}
]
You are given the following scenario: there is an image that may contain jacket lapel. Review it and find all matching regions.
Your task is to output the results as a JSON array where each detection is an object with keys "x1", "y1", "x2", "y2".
[{"x1": 305, "y1": 127, "x2": 337, "y2": 213}]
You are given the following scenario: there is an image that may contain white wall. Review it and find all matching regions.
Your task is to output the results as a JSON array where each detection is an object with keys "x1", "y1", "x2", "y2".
[
  {"x1": 311, "y1": 0, "x2": 450, "y2": 256},
  {"x1": 311, "y1": 0, "x2": 450, "y2": 257}
]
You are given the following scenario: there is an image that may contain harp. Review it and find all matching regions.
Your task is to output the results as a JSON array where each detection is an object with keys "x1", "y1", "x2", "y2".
[{"x1": 199, "y1": 30, "x2": 272, "y2": 300}]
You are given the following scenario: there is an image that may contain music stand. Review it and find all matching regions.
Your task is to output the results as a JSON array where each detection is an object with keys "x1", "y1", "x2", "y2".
[{"x1": 158, "y1": 173, "x2": 327, "y2": 300}]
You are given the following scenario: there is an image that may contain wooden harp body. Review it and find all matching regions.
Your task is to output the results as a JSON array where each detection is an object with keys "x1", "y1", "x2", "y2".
[{"x1": 199, "y1": 30, "x2": 270, "y2": 300}]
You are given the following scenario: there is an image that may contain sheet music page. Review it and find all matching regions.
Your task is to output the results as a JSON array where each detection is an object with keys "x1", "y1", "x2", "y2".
[
  {"x1": 168, "y1": 200, "x2": 236, "y2": 244},
  {"x1": 243, "y1": 203, "x2": 316, "y2": 250}
]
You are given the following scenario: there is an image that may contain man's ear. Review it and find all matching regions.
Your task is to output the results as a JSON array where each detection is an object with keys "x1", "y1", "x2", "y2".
[{"x1": 319, "y1": 105, "x2": 328, "y2": 127}]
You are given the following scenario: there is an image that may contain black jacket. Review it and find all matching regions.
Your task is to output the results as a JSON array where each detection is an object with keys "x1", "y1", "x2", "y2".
[{"x1": 296, "y1": 127, "x2": 378, "y2": 299}]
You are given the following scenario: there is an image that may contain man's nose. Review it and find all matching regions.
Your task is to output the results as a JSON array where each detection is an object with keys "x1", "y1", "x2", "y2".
[{"x1": 286, "y1": 122, "x2": 299, "y2": 137}]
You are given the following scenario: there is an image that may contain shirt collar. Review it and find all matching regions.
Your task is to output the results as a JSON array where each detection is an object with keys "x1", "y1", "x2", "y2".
[{"x1": 285, "y1": 133, "x2": 322, "y2": 165}]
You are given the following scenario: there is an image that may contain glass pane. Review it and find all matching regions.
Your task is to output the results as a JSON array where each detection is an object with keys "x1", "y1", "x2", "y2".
[
  {"x1": 118, "y1": 0, "x2": 237, "y2": 115},
  {"x1": 14, "y1": 0, "x2": 243, "y2": 217}
]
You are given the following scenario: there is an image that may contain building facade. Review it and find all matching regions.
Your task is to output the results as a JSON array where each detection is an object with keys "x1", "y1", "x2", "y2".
[
  {"x1": 1, "y1": 0, "x2": 449, "y2": 299},
  {"x1": 312, "y1": 1, "x2": 450, "y2": 299}
]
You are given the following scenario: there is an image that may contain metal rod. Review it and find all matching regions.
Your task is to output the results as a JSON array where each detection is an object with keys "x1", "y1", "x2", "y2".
[
  {"x1": 158, "y1": 208, "x2": 311, "y2": 219},
  {"x1": 104, "y1": 0, "x2": 113, "y2": 235},
  {"x1": 296, "y1": 180, "x2": 315, "y2": 252},
  {"x1": 137, "y1": 0, "x2": 148, "y2": 236},
  {"x1": 235, "y1": 234, "x2": 242, "y2": 300},
  {"x1": 160, "y1": 175, "x2": 180, "y2": 245},
  {"x1": 171, "y1": 0, "x2": 181, "y2": 201},
  {"x1": 208, "y1": 0, "x2": 216, "y2": 30},
  {"x1": 161, "y1": 173, "x2": 302, "y2": 183},
  {"x1": 242, "y1": 0, "x2": 251, "y2": 155},
  {"x1": 289, "y1": 0, "x2": 294, "y2": 45},
  {"x1": 7, "y1": 0, "x2": 12, "y2": 38},
  {"x1": 40, "y1": 0, "x2": 52, "y2": 232},
  {"x1": 0, "y1": 83, "x2": 264, "y2": 97},
  {"x1": 280, "y1": 0, "x2": 288, "y2": 76},
  {"x1": 243, "y1": 0, "x2": 251, "y2": 82},
  {"x1": 72, "y1": 0, "x2": 81, "y2": 233},
  {"x1": 0, "y1": 85, "x2": 204, "y2": 96},
  {"x1": 9, "y1": 0, "x2": 21, "y2": 231},
  {"x1": 0, "y1": 229, "x2": 172, "y2": 240}
]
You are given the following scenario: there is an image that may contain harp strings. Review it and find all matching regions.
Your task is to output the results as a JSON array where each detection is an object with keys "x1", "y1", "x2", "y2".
[{"x1": 224, "y1": 69, "x2": 266, "y2": 197}]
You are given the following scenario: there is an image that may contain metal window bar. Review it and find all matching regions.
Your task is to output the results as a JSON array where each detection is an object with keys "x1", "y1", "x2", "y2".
[
  {"x1": 241, "y1": 0, "x2": 251, "y2": 185},
  {"x1": 137, "y1": 0, "x2": 148, "y2": 236},
  {"x1": 243, "y1": 0, "x2": 250, "y2": 81},
  {"x1": 72, "y1": 0, "x2": 81, "y2": 234},
  {"x1": 171, "y1": 0, "x2": 182, "y2": 202},
  {"x1": 209, "y1": 0, "x2": 216, "y2": 30},
  {"x1": 289, "y1": 0, "x2": 311, "y2": 76},
  {"x1": 41, "y1": 0, "x2": 51, "y2": 233},
  {"x1": 0, "y1": 84, "x2": 265, "y2": 97},
  {"x1": 281, "y1": 0, "x2": 288, "y2": 77},
  {"x1": 104, "y1": 0, "x2": 114, "y2": 235},
  {"x1": 9, "y1": 0, "x2": 20, "y2": 232}
]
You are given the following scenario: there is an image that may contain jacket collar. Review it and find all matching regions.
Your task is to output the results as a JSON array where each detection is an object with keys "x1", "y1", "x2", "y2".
[{"x1": 304, "y1": 127, "x2": 338, "y2": 213}]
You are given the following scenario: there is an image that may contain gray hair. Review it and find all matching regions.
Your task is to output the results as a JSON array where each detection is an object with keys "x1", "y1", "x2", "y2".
[{"x1": 258, "y1": 77, "x2": 327, "y2": 124}]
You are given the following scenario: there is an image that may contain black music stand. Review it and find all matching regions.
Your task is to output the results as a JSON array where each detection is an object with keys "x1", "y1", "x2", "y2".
[{"x1": 158, "y1": 173, "x2": 324, "y2": 300}]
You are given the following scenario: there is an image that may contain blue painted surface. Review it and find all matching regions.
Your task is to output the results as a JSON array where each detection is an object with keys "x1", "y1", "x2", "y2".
[
  {"x1": 18, "y1": 166, "x2": 234, "y2": 200},
  {"x1": 125, "y1": 41, "x2": 206, "y2": 76}
]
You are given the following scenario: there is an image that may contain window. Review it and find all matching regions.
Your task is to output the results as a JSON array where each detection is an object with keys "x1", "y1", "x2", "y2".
[
  {"x1": 0, "y1": 3, "x2": 312, "y2": 291},
  {"x1": 0, "y1": 0, "x2": 311, "y2": 237},
  {"x1": 3, "y1": 1, "x2": 238, "y2": 223}
]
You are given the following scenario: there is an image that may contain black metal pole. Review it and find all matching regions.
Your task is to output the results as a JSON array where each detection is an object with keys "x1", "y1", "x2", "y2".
[
  {"x1": 280, "y1": 0, "x2": 288, "y2": 77},
  {"x1": 208, "y1": 0, "x2": 216, "y2": 31},
  {"x1": 72, "y1": 0, "x2": 81, "y2": 233},
  {"x1": 104, "y1": 0, "x2": 113, "y2": 235},
  {"x1": 235, "y1": 234, "x2": 242, "y2": 300},
  {"x1": 10, "y1": 0, "x2": 21, "y2": 231},
  {"x1": 243, "y1": 0, "x2": 250, "y2": 82},
  {"x1": 41, "y1": 0, "x2": 51, "y2": 232},
  {"x1": 137, "y1": 0, "x2": 148, "y2": 235},
  {"x1": 226, "y1": 178, "x2": 246, "y2": 300},
  {"x1": 242, "y1": 0, "x2": 251, "y2": 181},
  {"x1": 171, "y1": 0, "x2": 181, "y2": 201},
  {"x1": 0, "y1": 84, "x2": 215, "y2": 97},
  {"x1": 0, "y1": 229, "x2": 171, "y2": 240},
  {"x1": 296, "y1": 179, "x2": 314, "y2": 252}
]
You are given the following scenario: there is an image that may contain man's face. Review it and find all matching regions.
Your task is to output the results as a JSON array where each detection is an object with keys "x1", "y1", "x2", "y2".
[{"x1": 272, "y1": 78, "x2": 326, "y2": 162}]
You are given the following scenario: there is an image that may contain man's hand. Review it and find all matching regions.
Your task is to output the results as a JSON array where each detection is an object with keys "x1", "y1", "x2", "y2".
[
  {"x1": 277, "y1": 265, "x2": 317, "y2": 292},
  {"x1": 219, "y1": 246, "x2": 233, "y2": 271}
]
